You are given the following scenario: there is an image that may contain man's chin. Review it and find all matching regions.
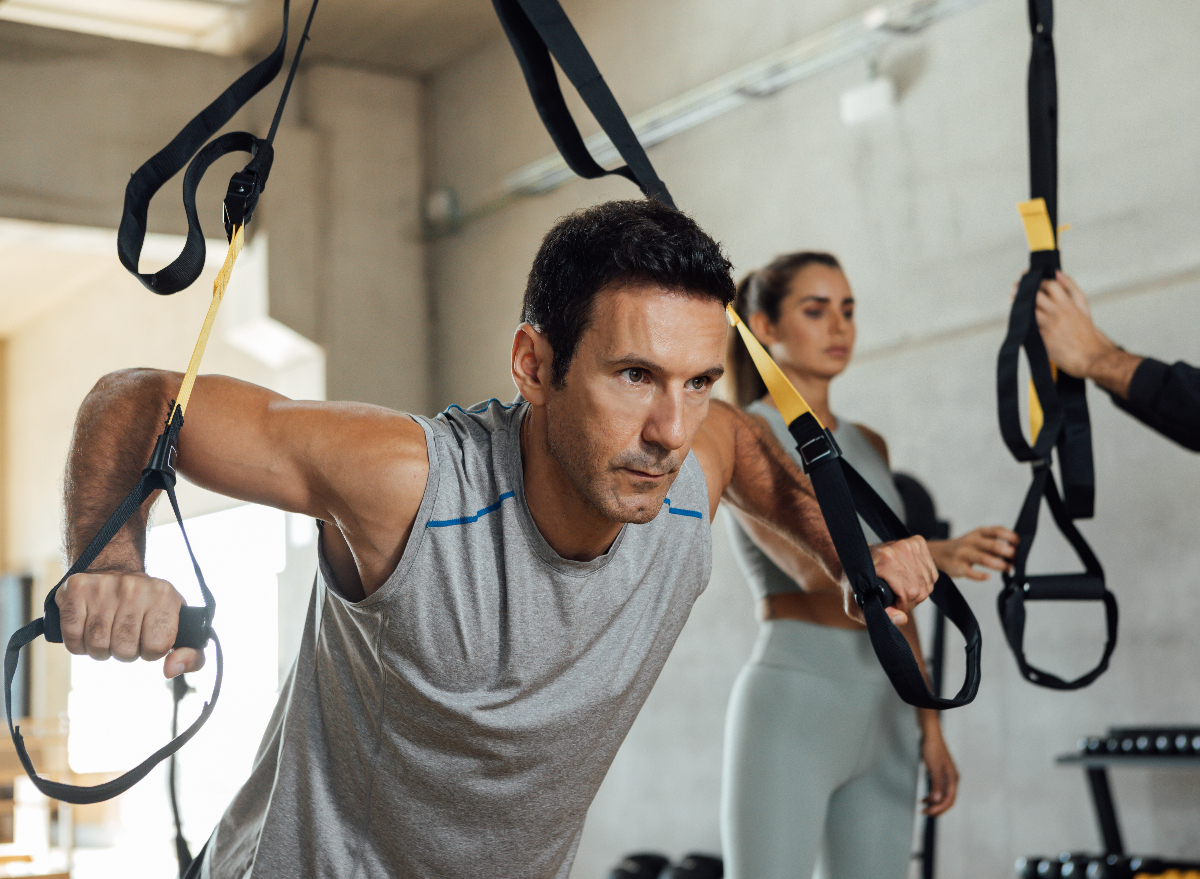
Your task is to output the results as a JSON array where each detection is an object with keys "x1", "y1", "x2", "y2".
[{"x1": 605, "y1": 486, "x2": 672, "y2": 525}]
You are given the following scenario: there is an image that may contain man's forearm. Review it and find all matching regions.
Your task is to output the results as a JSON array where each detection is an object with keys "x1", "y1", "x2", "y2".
[{"x1": 64, "y1": 369, "x2": 174, "y2": 571}]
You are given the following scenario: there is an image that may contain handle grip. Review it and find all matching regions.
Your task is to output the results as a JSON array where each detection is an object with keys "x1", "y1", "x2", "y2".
[
  {"x1": 42, "y1": 601, "x2": 210, "y2": 650},
  {"x1": 1019, "y1": 573, "x2": 1106, "y2": 602}
]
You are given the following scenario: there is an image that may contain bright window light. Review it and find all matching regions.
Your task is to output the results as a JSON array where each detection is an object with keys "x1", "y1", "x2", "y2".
[
  {"x1": 0, "y1": 0, "x2": 250, "y2": 54},
  {"x1": 68, "y1": 503, "x2": 284, "y2": 878}
]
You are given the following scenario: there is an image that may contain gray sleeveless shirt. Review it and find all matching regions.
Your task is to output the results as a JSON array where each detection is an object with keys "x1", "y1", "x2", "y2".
[
  {"x1": 726, "y1": 399, "x2": 904, "y2": 601},
  {"x1": 202, "y1": 399, "x2": 712, "y2": 879}
]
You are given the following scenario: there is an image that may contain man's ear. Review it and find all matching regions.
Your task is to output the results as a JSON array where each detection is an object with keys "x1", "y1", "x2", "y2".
[
  {"x1": 747, "y1": 311, "x2": 777, "y2": 346},
  {"x1": 511, "y1": 323, "x2": 554, "y2": 404}
]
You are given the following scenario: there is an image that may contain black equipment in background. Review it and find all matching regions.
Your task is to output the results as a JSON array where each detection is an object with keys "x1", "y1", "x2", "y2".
[
  {"x1": 606, "y1": 852, "x2": 671, "y2": 879},
  {"x1": 994, "y1": 0, "x2": 1116, "y2": 691},
  {"x1": 894, "y1": 473, "x2": 951, "y2": 879}
]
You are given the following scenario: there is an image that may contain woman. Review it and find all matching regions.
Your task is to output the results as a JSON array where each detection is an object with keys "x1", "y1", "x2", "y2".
[{"x1": 719, "y1": 252, "x2": 1017, "y2": 878}]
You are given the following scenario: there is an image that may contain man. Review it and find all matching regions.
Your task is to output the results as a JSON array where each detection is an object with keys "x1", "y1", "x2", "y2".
[
  {"x1": 1037, "y1": 270, "x2": 1199, "y2": 450},
  {"x1": 58, "y1": 200, "x2": 937, "y2": 878}
]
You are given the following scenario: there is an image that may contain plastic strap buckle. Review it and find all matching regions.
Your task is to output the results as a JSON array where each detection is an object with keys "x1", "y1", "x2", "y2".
[
  {"x1": 223, "y1": 170, "x2": 260, "y2": 241},
  {"x1": 798, "y1": 429, "x2": 841, "y2": 472},
  {"x1": 143, "y1": 405, "x2": 183, "y2": 490}
]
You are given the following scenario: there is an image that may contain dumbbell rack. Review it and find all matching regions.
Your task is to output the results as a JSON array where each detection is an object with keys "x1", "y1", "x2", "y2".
[{"x1": 1055, "y1": 727, "x2": 1200, "y2": 856}]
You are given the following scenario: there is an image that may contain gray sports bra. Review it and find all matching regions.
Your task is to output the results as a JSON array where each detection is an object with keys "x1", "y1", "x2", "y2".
[{"x1": 725, "y1": 399, "x2": 907, "y2": 602}]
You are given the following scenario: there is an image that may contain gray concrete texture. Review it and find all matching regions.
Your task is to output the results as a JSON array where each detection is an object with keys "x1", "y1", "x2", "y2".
[{"x1": 425, "y1": 0, "x2": 1200, "y2": 875}]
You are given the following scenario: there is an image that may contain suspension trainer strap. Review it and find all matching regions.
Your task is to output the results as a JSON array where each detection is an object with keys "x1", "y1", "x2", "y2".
[
  {"x1": 729, "y1": 307, "x2": 981, "y2": 710},
  {"x1": 995, "y1": 0, "x2": 1111, "y2": 690},
  {"x1": 3, "y1": 224, "x2": 244, "y2": 803},
  {"x1": 492, "y1": 0, "x2": 674, "y2": 206},
  {"x1": 117, "y1": 0, "x2": 320, "y2": 294},
  {"x1": 4, "y1": 405, "x2": 224, "y2": 803},
  {"x1": 5, "y1": 0, "x2": 320, "y2": 805}
]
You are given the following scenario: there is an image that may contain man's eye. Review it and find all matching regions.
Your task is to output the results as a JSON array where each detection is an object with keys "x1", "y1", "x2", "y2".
[
  {"x1": 623, "y1": 368, "x2": 645, "y2": 383},
  {"x1": 804, "y1": 309, "x2": 824, "y2": 319},
  {"x1": 688, "y1": 377, "x2": 711, "y2": 391}
]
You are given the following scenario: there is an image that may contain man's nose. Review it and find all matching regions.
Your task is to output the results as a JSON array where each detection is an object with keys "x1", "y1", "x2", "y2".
[{"x1": 643, "y1": 389, "x2": 688, "y2": 451}]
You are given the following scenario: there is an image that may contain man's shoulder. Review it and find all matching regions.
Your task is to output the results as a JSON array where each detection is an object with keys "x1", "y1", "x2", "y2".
[{"x1": 430, "y1": 398, "x2": 524, "y2": 437}]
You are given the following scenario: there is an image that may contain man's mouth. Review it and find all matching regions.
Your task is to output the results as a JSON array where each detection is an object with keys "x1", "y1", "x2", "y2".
[{"x1": 624, "y1": 468, "x2": 667, "y2": 480}]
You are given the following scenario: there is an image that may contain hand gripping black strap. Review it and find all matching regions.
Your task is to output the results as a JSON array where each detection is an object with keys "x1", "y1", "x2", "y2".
[
  {"x1": 492, "y1": 0, "x2": 675, "y2": 207},
  {"x1": 4, "y1": 407, "x2": 224, "y2": 804},
  {"x1": 994, "y1": 0, "x2": 1108, "y2": 689},
  {"x1": 117, "y1": 0, "x2": 320, "y2": 294},
  {"x1": 788, "y1": 413, "x2": 982, "y2": 710},
  {"x1": 997, "y1": 463, "x2": 1116, "y2": 689}
]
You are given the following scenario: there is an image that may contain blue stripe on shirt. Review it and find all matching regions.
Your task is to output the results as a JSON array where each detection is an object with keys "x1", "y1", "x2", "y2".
[
  {"x1": 428, "y1": 491, "x2": 516, "y2": 528},
  {"x1": 664, "y1": 497, "x2": 703, "y2": 519}
]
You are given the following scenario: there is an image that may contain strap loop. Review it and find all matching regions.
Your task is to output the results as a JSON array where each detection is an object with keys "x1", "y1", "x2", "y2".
[
  {"x1": 117, "y1": 0, "x2": 316, "y2": 294},
  {"x1": 492, "y1": 0, "x2": 674, "y2": 206},
  {"x1": 995, "y1": 0, "x2": 1108, "y2": 689}
]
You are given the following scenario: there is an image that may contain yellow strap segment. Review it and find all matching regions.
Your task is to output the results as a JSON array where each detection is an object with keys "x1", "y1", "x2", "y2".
[
  {"x1": 1018, "y1": 198, "x2": 1061, "y2": 440},
  {"x1": 1018, "y1": 198, "x2": 1057, "y2": 252},
  {"x1": 169, "y1": 224, "x2": 245, "y2": 423},
  {"x1": 1028, "y1": 360, "x2": 1058, "y2": 444},
  {"x1": 725, "y1": 305, "x2": 823, "y2": 428}
]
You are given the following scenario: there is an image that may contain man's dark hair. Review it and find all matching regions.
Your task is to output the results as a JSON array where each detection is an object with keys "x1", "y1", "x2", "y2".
[{"x1": 521, "y1": 199, "x2": 736, "y2": 386}]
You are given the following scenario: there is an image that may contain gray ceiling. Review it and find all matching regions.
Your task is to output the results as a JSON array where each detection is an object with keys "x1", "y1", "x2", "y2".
[{"x1": 240, "y1": 0, "x2": 506, "y2": 76}]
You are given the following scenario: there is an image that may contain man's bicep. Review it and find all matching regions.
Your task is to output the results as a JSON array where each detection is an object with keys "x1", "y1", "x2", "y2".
[
  {"x1": 176, "y1": 374, "x2": 430, "y2": 526},
  {"x1": 692, "y1": 401, "x2": 739, "y2": 520}
]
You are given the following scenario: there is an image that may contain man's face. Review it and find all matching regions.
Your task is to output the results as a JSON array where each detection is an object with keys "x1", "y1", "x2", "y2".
[{"x1": 543, "y1": 282, "x2": 728, "y2": 525}]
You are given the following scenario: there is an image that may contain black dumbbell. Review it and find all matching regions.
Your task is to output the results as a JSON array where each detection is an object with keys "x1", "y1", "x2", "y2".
[
  {"x1": 662, "y1": 854, "x2": 723, "y2": 879},
  {"x1": 607, "y1": 853, "x2": 671, "y2": 879}
]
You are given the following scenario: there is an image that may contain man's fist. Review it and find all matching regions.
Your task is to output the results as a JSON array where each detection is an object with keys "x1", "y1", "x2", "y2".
[
  {"x1": 853, "y1": 536, "x2": 939, "y2": 626},
  {"x1": 57, "y1": 572, "x2": 204, "y2": 677}
]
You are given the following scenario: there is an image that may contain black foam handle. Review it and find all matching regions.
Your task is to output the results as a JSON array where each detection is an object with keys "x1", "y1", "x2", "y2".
[
  {"x1": 42, "y1": 602, "x2": 209, "y2": 650},
  {"x1": 1020, "y1": 573, "x2": 1107, "y2": 602},
  {"x1": 175, "y1": 606, "x2": 211, "y2": 649},
  {"x1": 865, "y1": 577, "x2": 897, "y2": 610}
]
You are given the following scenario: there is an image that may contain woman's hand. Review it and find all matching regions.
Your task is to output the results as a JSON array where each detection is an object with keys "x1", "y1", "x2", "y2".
[
  {"x1": 927, "y1": 526, "x2": 1018, "y2": 580},
  {"x1": 920, "y1": 719, "x2": 959, "y2": 816}
]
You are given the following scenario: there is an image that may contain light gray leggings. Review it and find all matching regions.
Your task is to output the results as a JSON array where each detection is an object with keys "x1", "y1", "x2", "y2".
[{"x1": 720, "y1": 619, "x2": 921, "y2": 879}]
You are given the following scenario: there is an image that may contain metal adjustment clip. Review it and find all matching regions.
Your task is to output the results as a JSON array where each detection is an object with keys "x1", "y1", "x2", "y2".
[{"x1": 798, "y1": 428, "x2": 842, "y2": 473}]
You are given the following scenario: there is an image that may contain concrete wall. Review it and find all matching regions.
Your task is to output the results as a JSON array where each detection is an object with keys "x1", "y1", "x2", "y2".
[{"x1": 427, "y1": 0, "x2": 1200, "y2": 874}]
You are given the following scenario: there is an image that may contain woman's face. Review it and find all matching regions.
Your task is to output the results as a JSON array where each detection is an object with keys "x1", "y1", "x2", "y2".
[{"x1": 756, "y1": 263, "x2": 855, "y2": 382}]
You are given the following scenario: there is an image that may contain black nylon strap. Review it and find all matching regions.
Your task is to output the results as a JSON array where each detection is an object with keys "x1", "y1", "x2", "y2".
[
  {"x1": 170, "y1": 673, "x2": 196, "y2": 878},
  {"x1": 995, "y1": 0, "x2": 1108, "y2": 689},
  {"x1": 117, "y1": 0, "x2": 319, "y2": 294},
  {"x1": 788, "y1": 414, "x2": 982, "y2": 710},
  {"x1": 4, "y1": 408, "x2": 223, "y2": 804},
  {"x1": 492, "y1": 0, "x2": 674, "y2": 206},
  {"x1": 997, "y1": 464, "x2": 1116, "y2": 690}
]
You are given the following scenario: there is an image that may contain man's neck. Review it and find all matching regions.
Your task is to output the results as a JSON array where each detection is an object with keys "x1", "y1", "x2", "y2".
[{"x1": 519, "y1": 408, "x2": 624, "y2": 562}]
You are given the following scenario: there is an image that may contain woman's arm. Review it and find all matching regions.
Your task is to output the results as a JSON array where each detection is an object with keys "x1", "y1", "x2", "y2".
[{"x1": 898, "y1": 618, "x2": 959, "y2": 815}]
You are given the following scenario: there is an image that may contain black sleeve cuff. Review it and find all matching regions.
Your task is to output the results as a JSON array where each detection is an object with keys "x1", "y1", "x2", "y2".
[{"x1": 1125, "y1": 357, "x2": 1170, "y2": 408}]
